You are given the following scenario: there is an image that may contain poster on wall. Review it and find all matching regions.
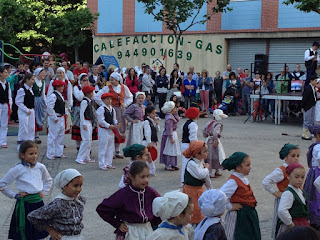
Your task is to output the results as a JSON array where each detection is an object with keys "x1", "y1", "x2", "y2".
[{"x1": 150, "y1": 58, "x2": 164, "y2": 72}]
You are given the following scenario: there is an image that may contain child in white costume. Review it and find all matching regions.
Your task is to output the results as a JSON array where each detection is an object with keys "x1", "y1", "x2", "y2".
[
  {"x1": 147, "y1": 191, "x2": 195, "y2": 240},
  {"x1": 46, "y1": 80, "x2": 68, "y2": 160},
  {"x1": 97, "y1": 92, "x2": 118, "y2": 170}
]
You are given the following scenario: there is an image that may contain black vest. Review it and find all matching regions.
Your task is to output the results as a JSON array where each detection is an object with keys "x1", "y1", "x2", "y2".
[
  {"x1": 182, "y1": 119, "x2": 193, "y2": 143},
  {"x1": 53, "y1": 92, "x2": 65, "y2": 115},
  {"x1": 83, "y1": 98, "x2": 96, "y2": 123},
  {"x1": 104, "y1": 107, "x2": 114, "y2": 125},
  {"x1": 22, "y1": 86, "x2": 34, "y2": 109},
  {"x1": 143, "y1": 118, "x2": 158, "y2": 142},
  {"x1": 184, "y1": 159, "x2": 205, "y2": 186},
  {"x1": 0, "y1": 82, "x2": 9, "y2": 104},
  {"x1": 305, "y1": 49, "x2": 318, "y2": 71}
]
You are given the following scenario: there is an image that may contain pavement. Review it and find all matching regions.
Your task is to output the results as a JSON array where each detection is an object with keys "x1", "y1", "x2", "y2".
[{"x1": 0, "y1": 114, "x2": 311, "y2": 240}]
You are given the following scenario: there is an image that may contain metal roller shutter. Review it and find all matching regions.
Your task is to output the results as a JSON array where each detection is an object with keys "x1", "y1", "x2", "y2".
[
  {"x1": 268, "y1": 38, "x2": 313, "y2": 74},
  {"x1": 228, "y1": 39, "x2": 266, "y2": 72}
]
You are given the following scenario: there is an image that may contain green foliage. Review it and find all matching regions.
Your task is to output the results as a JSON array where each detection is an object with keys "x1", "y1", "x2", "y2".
[{"x1": 283, "y1": 0, "x2": 320, "y2": 14}]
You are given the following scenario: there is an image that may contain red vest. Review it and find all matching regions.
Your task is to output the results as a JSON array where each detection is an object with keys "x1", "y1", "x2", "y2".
[
  {"x1": 229, "y1": 174, "x2": 257, "y2": 208},
  {"x1": 277, "y1": 165, "x2": 289, "y2": 192},
  {"x1": 109, "y1": 84, "x2": 125, "y2": 107}
]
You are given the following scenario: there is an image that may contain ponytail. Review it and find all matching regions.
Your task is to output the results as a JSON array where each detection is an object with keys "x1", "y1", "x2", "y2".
[{"x1": 20, "y1": 73, "x2": 33, "y2": 87}]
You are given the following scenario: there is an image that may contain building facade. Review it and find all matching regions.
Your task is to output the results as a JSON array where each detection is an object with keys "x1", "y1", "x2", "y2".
[{"x1": 88, "y1": 0, "x2": 320, "y2": 74}]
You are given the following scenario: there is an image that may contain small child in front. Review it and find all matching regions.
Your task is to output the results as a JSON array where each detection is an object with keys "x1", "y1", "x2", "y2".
[
  {"x1": 262, "y1": 143, "x2": 300, "y2": 239},
  {"x1": 277, "y1": 163, "x2": 310, "y2": 236},
  {"x1": 97, "y1": 92, "x2": 118, "y2": 170},
  {"x1": 0, "y1": 140, "x2": 53, "y2": 240},
  {"x1": 28, "y1": 169, "x2": 86, "y2": 240},
  {"x1": 182, "y1": 140, "x2": 212, "y2": 226},
  {"x1": 220, "y1": 152, "x2": 261, "y2": 240},
  {"x1": 96, "y1": 161, "x2": 161, "y2": 240},
  {"x1": 75, "y1": 85, "x2": 97, "y2": 164},
  {"x1": 147, "y1": 190, "x2": 195, "y2": 240},
  {"x1": 195, "y1": 189, "x2": 227, "y2": 240},
  {"x1": 46, "y1": 79, "x2": 68, "y2": 160}
]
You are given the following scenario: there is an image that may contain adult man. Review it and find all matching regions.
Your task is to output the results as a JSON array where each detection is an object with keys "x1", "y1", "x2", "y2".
[
  {"x1": 237, "y1": 67, "x2": 245, "y2": 83},
  {"x1": 291, "y1": 64, "x2": 306, "y2": 91},
  {"x1": 61, "y1": 62, "x2": 75, "y2": 85},
  {"x1": 43, "y1": 59, "x2": 55, "y2": 87},
  {"x1": 95, "y1": 72, "x2": 133, "y2": 158},
  {"x1": 142, "y1": 66, "x2": 155, "y2": 95},
  {"x1": 184, "y1": 66, "x2": 199, "y2": 82},
  {"x1": 73, "y1": 60, "x2": 89, "y2": 82},
  {"x1": 304, "y1": 41, "x2": 320, "y2": 88},
  {"x1": 173, "y1": 63, "x2": 184, "y2": 79},
  {"x1": 275, "y1": 69, "x2": 290, "y2": 93},
  {"x1": 222, "y1": 64, "x2": 235, "y2": 93},
  {"x1": 242, "y1": 69, "x2": 253, "y2": 114}
]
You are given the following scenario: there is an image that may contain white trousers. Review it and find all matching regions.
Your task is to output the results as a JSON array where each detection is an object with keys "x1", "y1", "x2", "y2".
[
  {"x1": 76, "y1": 120, "x2": 92, "y2": 162},
  {"x1": 0, "y1": 103, "x2": 8, "y2": 145},
  {"x1": 98, "y1": 127, "x2": 115, "y2": 168},
  {"x1": 47, "y1": 116, "x2": 65, "y2": 157},
  {"x1": 181, "y1": 142, "x2": 190, "y2": 184},
  {"x1": 18, "y1": 108, "x2": 35, "y2": 142}
]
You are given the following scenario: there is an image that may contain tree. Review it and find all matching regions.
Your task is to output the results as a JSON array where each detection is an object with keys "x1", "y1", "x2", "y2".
[
  {"x1": 283, "y1": 0, "x2": 320, "y2": 14},
  {"x1": 137, "y1": 0, "x2": 231, "y2": 62}
]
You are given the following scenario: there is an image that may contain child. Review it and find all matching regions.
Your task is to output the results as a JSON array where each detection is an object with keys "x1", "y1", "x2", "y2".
[
  {"x1": 0, "y1": 67, "x2": 12, "y2": 148},
  {"x1": 147, "y1": 191, "x2": 195, "y2": 239},
  {"x1": 143, "y1": 93, "x2": 153, "y2": 106},
  {"x1": 142, "y1": 105, "x2": 160, "y2": 176},
  {"x1": 97, "y1": 92, "x2": 118, "y2": 170},
  {"x1": 203, "y1": 109, "x2": 228, "y2": 178},
  {"x1": 304, "y1": 125, "x2": 320, "y2": 230},
  {"x1": 123, "y1": 92, "x2": 146, "y2": 146},
  {"x1": 171, "y1": 95, "x2": 186, "y2": 117},
  {"x1": 96, "y1": 161, "x2": 161, "y2": 240},
  {"x1": 119, "y1": 144, "x2": 152, "y2": 188},
  {"x1": 220, "y1": 152, "x2": 261, "y2": 240},
  {"x1": 181, "y1": 107, "x2": 200, "y2": 184},
  {"x1": 262, "y1": 143, "x2": 300, "y2": 239},
  {"x1": 211, "y1": 98, "x2": 220, "y2": 111},
  {"x1": 75, "y1": 85, "x2": 97, "y2": 164},
  {"x1": 182, "y1": 140, "x2": 212, "y2": 226},
  {"x1": 0, "y1": 140, "x2": 53, "y2": 240},
  {"x1": 28, "y1": 169, "x2": 85, "y2": 239},
  {"x1": 276, "y1": 226, "x2": 320, "y2": 240},
  {"x1": 277, "y1": 163, "x2": 310, "y2": 236},
  {"x1": 301, "y1": 75, "x2": 317, "y2": 140},
  {"x1": 253, "y1": 84, "x2": 263, "y2": 121},
  {"x1": 160, "y1": 101, "x2": 181, "y2": 171},
  {"x1": 16, "y1": 73, "x2": 35, "y2": 151},
  {"x1": 195, "y1": 189, "x2": 227, "y2": 240},
  {"x1": 195, "y1": 99, "x2": 208, "y2": 118},
  {"x1": 46, "y1": 79, "x2": 68, "y2": 160}
]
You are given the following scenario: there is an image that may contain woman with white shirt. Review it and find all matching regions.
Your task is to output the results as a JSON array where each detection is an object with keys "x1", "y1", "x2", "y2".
[
  {"x1": 32, "y1": 68, "x2": 46, "y2": 144},
  {"x1": 142, "y1": 66, "x2": 155, "y2": 95},
  {"x1": 277, "y1": 163, "x2": 310, "y2": 236}
]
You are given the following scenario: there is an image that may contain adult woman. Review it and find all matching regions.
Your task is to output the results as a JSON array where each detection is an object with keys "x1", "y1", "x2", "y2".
[
  {"x1": 225, "y1": 72, "x2": 241, "y2": 115},
  {"x1": 183, "y1": 72, "x2": 197, "y2": 109},
  {"x1": 167, "y1": 69, "x2": 182, "y2": 101},
  {"x1": 89, "y1": 65, "x2": 103, "y2": 93},
  {"x1": 33, "y1": 68, "x2": 47, "y2": 144},
  {"x1": 47, "y1": 67, "x2": 73, "y2": 133},
  {"x1": 95, "y1": 72, "x2": 133, "y2": 158},
  {"x1": 156, "y1": 67, "x2": 169, "y2": 118},
  {"x1": 198, "y1": 69, "x2": 211, "y2": 112},
  {"x1": 125, "y1": 68, "x2": 139, "y2": 97}
]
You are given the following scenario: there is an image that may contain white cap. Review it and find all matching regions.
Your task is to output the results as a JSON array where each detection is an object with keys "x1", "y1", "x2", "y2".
[
  {"x1": 54, "y1": 169, "x2": 82, "y2": 189},
  {"x1": 198, "y1": 189, "x2": 227, "y2": 217},
  {"x1": 213, "y1": 109, "x2": 228, "y2": 121},
  {"x1": 161, "y1": 101, "x2": 176, "y2": 114},
  {"x1": 110, "y1": 72, "x2": 120, "y2": 81}
]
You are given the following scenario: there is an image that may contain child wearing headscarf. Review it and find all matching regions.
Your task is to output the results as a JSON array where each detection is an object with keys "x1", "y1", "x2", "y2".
[
  {"x1": 220, "y1": 152, "x2": 261, "y2": 240},
  {"x1": 147, "y1": 191, "x2": 195, "y2": 240},
  {"x1": 304, "y1": 124, "x2": 320, "y2": 230},
  {"x1": 160, "y1": 101, "x2": 181, "y2": 171},
  {"x1": 262, "y1": 143, "x2": 300, "y2": 239},
  {"x1": 202, "y1": 109, "x2": 228, "y2": 178},
  {"x1": 277, "y1": 163, "x2": 310, "y2": 236},
  {"x1": 195, "y1": 189, "x2": 227, "y2": 240},
  {"x1": 28, "y1": 168, "x2": 86, "y2": 240},
  {"x1": 182, "y1": 140, "x2": 212, "y2": 226},
  {"x1": 119, "y1": 144, "x2": 152, "y2": 188},
  {"x1": 123, "y1": 92, "x2": 146, "y2": 146},
  {"x1": 180, "y1": 107, "x2": 200, "y2": 184}
]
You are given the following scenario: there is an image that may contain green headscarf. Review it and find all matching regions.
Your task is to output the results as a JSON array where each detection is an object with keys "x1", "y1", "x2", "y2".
[
  {"x1": 123, "y1": 144, "x2": 146, "y2": 159},
  {"x1": 279, "y1": 143, "x2": 298, "y2": 160},
  {"x1": 222, "y1": 152, "x2": 248, "y2": 171}
]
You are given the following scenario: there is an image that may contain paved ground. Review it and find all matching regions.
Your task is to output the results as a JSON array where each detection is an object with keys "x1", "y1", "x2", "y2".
[{"x1": 0, "y1": 115, "x2": 311, "y2": 240}]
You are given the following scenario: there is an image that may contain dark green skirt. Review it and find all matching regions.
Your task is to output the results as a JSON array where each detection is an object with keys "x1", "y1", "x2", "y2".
[{"x1": 235, "y1": 205, "x2": 261, "y2": 240}]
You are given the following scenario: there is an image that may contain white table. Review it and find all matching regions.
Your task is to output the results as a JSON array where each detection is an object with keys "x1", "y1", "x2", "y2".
[{"x1": 250, "y1": 93, "x2": 302, "y2": 125}]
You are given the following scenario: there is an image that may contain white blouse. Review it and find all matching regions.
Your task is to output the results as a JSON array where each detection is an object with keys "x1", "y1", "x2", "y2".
[
  {"x1": 47, "y1": 79, "x2": 73, "y2": 109},
  {"x1": 186, "y1": 158, "x2": 212, "y2": 189},
  {"x1": 34, "y1": 77, "x2": 46, "y2": 100},
  {"x1": 312, "y1": 144, "x2": 320, "y2": 167},
  {"x1": 0, "y1": 80, "x2": 12, "y2": 107},
  {"x1": 16, "y1": 84, "x2": 34, "y2": 113},
  {"x1": 96, "y1": 104, "x2": 117, "y2": 129},
  {"x1": 262, "y1": 163, "x2": 288, "y2": 194},
  {"x1": 0, "y1": 163, "x2": 53, "y2": 199},
  {"x1": 95, "y1": 84, "x2": 133, "y2": 107},
  {"x1": 143, "y1": 116, "x2": 160, "y2": 144},
  {"x1": 181, "y1": 121, "x2": 198, "y2": 142},
  {"x1": 46, "y1": 90, "x2": 67, "y2": 120}
]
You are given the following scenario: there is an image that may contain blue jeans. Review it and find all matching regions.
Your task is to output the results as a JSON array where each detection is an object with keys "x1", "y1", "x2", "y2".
[{"x1": 242, "y1": 93, "x2": 250, "y2": 113}]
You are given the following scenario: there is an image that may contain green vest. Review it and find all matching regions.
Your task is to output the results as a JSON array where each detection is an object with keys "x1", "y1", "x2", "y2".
[
  {"x1": 33, "y1": 80, "x2": 44, "y2": 97},
  {"x1": 286, "y1": 186, "x2": 309, "y2": 218},
  {"x1": 184, "y1": 158, "x2": 205, "y2": 186}
]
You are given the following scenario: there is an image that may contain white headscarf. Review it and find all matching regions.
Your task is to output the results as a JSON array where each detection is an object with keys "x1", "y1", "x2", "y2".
[
  {"x1": 110, "y1": 72, "x2": 120, "y2": 81},
  {"x1": 33, "y1": 67, "x2": 44, "y2": 77},
  {"x1": 152, "y1": 190, "x2": 189, "y2": 220},
  {"x1": 194, "y1": 189, "x2": 227, "y2": 240},
  {"x1": 54, "y1": 168, "x2": 82, "y2": 189},
  {"x1": 135, "y1": 91, "x2": 145, "y2": 99},
  {"x1": 161, "y1": 101, "x2": 175, "y2": 114},
  {"x1": 56, "y1": 67, "x2": 66, "y2": 74},
  {"x1": 213, "y1": 109, "x2": 228, "y2": 121},
  {"x1": 78, "y1": 73, "x2": 88, "y2": 85}
]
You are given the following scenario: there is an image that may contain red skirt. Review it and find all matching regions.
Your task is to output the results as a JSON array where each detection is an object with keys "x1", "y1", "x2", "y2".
[
  {"x1": 293, "y1": 217, "x2": 310, "y2": 226},
  {"x1": 71, "y1": 125, "x2": 98, "y2": 141}
]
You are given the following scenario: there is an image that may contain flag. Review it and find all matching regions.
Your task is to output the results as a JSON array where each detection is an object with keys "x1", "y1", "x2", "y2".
[{"x1": 163, "y1": 48, "x2": 167, "y2": 61}]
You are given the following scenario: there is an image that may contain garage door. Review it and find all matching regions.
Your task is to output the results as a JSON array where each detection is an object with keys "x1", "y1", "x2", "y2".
[
  {"x1": 228, "y1": 39, "x2": 267, "y2": 72},
  {"x1": 268, "y1": 38, "x2": 314, "y2": 74}
]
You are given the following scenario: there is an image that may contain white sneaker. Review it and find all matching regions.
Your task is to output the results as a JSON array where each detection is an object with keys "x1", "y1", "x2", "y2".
[
  {"x1": 47, "y1": 155, "x2": 55, "y2": 160},
  {"x1": 86, "y1": 159, "x2": 95, "y2": 163},
  {"x1": 76, "y1": 160, "x2": 86, "y2": 165},
  {"x1": 100, "y1": 166, "x2": 108, "y2": 171}
]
